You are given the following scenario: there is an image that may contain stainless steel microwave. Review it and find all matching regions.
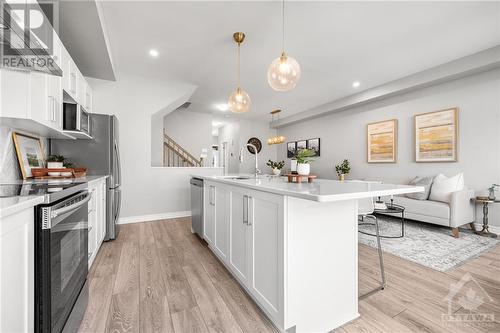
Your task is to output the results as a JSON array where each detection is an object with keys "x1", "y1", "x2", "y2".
[{"x1": 63, "y1": 103, "x2": 91, "y2": 136}]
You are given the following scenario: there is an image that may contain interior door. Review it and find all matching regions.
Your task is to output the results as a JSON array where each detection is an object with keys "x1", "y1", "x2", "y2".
[{"x1": 229, "y1": 189, "x2": 249, "y2": 282}]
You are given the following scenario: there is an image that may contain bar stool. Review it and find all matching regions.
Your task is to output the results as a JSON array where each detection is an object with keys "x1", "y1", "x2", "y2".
[{"x1": 358, "y1": 197, "x2": 386, "y2": 299}]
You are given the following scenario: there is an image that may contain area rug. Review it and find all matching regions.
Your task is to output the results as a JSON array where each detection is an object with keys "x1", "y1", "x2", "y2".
[{"x1": 358, "y1": 215, "x2": 499, "y2": 272}]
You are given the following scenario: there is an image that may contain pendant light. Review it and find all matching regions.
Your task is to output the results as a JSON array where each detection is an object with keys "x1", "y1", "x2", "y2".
[
  {"x1": 267, "y1": 0, "x2": 301, "y2": 92},
  {"x1": 267, "y1": 109, "x2": 286, "y2": 145},
  {"x1": 228, "y1": 32, "x2": 251, "y2": 113}
]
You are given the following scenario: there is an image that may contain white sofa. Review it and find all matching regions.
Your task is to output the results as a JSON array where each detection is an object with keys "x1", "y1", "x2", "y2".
[{"x1": 385, "y1": 188, "x2": 475, "y2": 237}]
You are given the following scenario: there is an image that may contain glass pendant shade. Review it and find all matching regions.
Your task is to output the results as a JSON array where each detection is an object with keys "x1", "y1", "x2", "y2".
[
  {"x1": 267, "y1": 53, "x2": 301, "y2": 92},
  {"x1": 228, "y1": 87, "x2": 251, "y2": 113}
]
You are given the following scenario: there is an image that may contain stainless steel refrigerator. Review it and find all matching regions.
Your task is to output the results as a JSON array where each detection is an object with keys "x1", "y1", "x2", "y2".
[{"x1": 50, "y1": 114, "x2": 121, "y2": 240}]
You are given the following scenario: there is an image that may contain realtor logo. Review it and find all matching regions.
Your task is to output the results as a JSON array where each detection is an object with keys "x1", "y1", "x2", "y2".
[
  {"x1": 442, "y1": 272, "x2": 496, "y2": 328},
  {"x1": 1, "y1": 0, "x2": 56, "y2": 69}
]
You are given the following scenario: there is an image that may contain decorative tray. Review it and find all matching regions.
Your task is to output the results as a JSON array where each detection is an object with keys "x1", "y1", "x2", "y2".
[{"x1": 31, "y1": 168, "x2": 87, "y2": 179}]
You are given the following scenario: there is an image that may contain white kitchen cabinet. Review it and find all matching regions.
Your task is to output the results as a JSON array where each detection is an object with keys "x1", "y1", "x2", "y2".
[
  {"x1": 30, "y1": 71, "x2": 63, "y2": 131},
  {"x1": 229, "y1": 188, "x2": 250, "y2": 282},
  {"x1": 0, "y1": 69, "x2": 30, "y2": 118},
  {"x1": 203, "y1": 183, "x2": 215, "y2": 246},
  {"x1": 202, "y1": 183, "x2": 284, "y2": 329},
  {"x1": 88, "y1": 178, "x2": 107, "y2": 267},
  {"x1": 247, "y1": 190, "x2": 284, "y2": 323},
  {"x1": 84, "y1": 82, "x2": 93, "y2": 112},
  {"x1": 214, "y1": 184, "x2": 230, "y2": 261},
  {"x1": 76, "y1": 70, "x2": 85, "y2": 105},
  {"x1": 0, "y1": 207, "x2": 35, "y2": 333}
]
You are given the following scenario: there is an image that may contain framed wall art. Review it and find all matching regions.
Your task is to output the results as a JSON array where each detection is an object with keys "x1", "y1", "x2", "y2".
[
  {"x1": 287, "y1": 142, "x2": 296, "y2": 158},
  {"x1": 414, "y1": 108, "x2": 458, "y2": 162},
  {"x1": 367, "y1": 119, "x2": 397, "y2": 163},
  {"x1": 307, "y1": 138, "x2": 320, "y2": 157},
  {"x1": 296, "y1": 140, "x2": 307, "y2": 151},
  {"x1": 12, "y1": 132, "x2": 45, "y2": 179}
]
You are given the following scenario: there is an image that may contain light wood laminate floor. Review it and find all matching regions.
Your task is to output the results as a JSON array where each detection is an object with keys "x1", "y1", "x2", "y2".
[{"x1": 79, "y1": 218, "x2": 500, "y2": 333}]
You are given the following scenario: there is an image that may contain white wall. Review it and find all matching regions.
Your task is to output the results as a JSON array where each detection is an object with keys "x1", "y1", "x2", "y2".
[
  {"x1": 88, "y1": 73, "x2": 223, "y2": 221},
  {"x1": 278, "y1": 69, "x2": 500, "y2": 227},
  {"x1": 218, "y1": 118, "x2": 278, "y2": 175},
  {"x1": 163, "y1": 109, "x2": 213, "y2": 165}
]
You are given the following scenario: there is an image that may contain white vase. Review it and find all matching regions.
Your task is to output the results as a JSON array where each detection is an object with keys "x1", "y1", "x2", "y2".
[
  {"x1": 297, "y1": 163, "x2": 310, "y2": 176},
  {"x1": 272, "y1": 168, "x2": 281, "y2": 176},
  {"x1": 47, "y1": 162, "x2": 63, "y2": 169}
]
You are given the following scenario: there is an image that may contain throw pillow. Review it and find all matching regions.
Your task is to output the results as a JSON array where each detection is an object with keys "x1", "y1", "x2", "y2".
[
  {"x1": 406, "y1": 176, "x2": 434, "y2": 200},
  {"x1": 429, "y1": 173, "x2": 464, "y2": 203}
]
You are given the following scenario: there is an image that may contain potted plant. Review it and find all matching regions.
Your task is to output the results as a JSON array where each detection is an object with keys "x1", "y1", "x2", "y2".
[
  {"x1": 295, "y1": 149, "x2": 316, "y2": 176},
  {"x1": 335, "y1": 159, "x2": 351, "y2": 181},
  {"x1": 47, "y1": 155, "x2": 65, "y2": 169},
  {"x1": 267, "y1": 159, "x2": 285, "y2": 176}
]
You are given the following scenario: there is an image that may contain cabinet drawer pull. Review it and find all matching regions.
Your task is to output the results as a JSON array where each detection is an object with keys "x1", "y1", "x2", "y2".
[{"x1": 243, "y1": 195, "x2": 249, "y2": 224}]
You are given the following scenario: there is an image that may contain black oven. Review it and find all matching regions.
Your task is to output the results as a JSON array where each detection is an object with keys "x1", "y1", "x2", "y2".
[{"x1": 35, "y1": 190, "x2": 91, "y2": 333}]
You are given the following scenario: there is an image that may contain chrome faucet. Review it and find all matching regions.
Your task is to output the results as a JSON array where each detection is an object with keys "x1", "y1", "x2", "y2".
[{"x1": 239, "y1": 143, "x2": 261, "y2": 178}]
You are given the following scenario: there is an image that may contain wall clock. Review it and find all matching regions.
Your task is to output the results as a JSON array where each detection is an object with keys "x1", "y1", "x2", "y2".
[{"x1": 247, "y1": 137, "x2": 262, "y2": 154}]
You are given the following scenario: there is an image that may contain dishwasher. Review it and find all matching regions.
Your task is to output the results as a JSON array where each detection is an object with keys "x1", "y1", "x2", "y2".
[{"x1": 190, "y1": 177, "x2": 204, "y2": 237}]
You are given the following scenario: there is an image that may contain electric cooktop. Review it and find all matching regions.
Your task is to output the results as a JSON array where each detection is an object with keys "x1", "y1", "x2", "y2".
[{"x1": 0, "y1": 181, "x2": 87, "y2": 203}]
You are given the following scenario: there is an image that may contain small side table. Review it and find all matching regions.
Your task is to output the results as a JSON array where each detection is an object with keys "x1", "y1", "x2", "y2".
[
  {"x1": 475, "y1": 198, "x2": 499, "y2": 238},
  {"x1": 368, "y1": 203, "x2": 405, "y2": 238}
]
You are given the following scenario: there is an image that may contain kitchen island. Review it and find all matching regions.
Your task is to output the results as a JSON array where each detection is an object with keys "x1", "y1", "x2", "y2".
[{"x1": 191, "y1": 175, "x2": 423, "y2": 332}]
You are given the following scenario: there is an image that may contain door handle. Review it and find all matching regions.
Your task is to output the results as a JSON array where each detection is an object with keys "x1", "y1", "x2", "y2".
[{"x1": 243, "y1": 195, "x2": 248, "y2": 224}]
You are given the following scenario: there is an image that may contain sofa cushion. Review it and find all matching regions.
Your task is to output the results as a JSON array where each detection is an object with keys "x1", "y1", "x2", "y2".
[
  {"x1": 429, "y1": 173, "x2": 464, "y2": 203},
  {"x1": 393, "y1": 196, "x2": 450, "y2": 220},
  {"x1": 406, "y1": 176, "x2": 433, "y2": 200}
]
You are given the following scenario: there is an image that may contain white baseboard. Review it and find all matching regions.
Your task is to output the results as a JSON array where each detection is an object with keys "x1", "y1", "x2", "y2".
[
  {"x1": 473, "y1": 223, "x2": 500, "y2": 235},
  {"x1": 118, "y1": 211, "x2": 191, "y2": 225}
]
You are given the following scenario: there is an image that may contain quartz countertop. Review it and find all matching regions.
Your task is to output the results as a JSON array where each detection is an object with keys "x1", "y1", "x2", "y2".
[
  {"x1": 192, "y1": 174, "x2": 423, "y2": 202},
  {"x1": 0, "y1": 196, "x2": 45, "y2": 218},
  {"x1": 0, "y1": 175, "x2": 108, "y2": 186},
  {"x1": 0, "y1": 175, "x2": 109, "y2": 218}
]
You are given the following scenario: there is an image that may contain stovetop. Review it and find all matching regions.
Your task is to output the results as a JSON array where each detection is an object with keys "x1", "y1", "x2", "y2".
[{"x1": 0, "y1": 181, "x2": 87, "y2": 203}]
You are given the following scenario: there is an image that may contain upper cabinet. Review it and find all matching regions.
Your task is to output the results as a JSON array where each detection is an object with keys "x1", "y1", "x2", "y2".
[{"x1": 0, "y1": 0, "x2": 94, "y2": 139}]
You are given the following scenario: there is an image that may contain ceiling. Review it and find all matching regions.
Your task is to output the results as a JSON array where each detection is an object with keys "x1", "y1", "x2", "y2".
[
  {"x1": 97, "y1": 0, "x2": 500, "y2": 119},
  {"x1": 54, "y1": 0, "x2": 116, "y2": 80}
]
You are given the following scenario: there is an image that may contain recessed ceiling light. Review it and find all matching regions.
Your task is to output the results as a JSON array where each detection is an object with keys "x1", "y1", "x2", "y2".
[
  {"x1": 352, "y1": 81, "x2": 360, "y2": 88},
  {"x1": 149, "y1": 49, "x2": 159, "y2": 58},
  {"x1": 215, "y1": 103, "x2": 229, "y2": 112}
]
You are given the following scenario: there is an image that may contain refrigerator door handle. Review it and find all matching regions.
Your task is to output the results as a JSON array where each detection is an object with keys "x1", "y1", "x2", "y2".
[
  {"x1": 113, "y1": 139, "x2": 122, "y2": 187},
  {"x1": 114, "y1": 189, "x2": 122, "y2": 223}
]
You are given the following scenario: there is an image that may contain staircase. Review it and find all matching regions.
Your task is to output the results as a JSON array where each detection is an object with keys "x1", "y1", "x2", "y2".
[{"x1": 163, "y1": 132, "x2": 202, "y2": 167}]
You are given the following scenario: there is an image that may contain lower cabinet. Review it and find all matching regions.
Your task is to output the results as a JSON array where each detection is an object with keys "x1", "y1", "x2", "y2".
[
  {"x1": 88, "y1": 178, "x2": 107, "y2": 267},
  {"x1": 203, "y1": 181, "x2": 284, "y2": 328},
  {"x1": 0, "y1": 208, "x2": 35, "y2": 333}
]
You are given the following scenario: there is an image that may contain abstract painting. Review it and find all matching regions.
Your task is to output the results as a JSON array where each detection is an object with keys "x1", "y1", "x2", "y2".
[
  {"x1": 415, "y1": 108, "x2": 458, "y2": 162},
  {"x1": 367, "y1": 119, "x2": 397, "y2": 163}
]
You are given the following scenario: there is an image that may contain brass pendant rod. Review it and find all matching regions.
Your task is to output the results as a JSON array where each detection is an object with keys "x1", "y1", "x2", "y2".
[
  {"x1": 237, "y1": 42, "x2": 241, "y2": 88},
  {"x1": 282, "y1": 0, "x2": 285, "y2": 54}
]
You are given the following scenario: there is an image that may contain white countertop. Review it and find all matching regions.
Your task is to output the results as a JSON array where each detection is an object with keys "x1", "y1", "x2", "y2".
[
  {"x1": 0, "y1": 196, "x2": 45, "y2": 219},
  {"x1": 0, "y1": 175, "x2": 108, "y2": 186},
  {"x1": 192, "y1": 174, "x2": 423, "y2": 202},
  {"x1": 0, "y1": 175, "x2": 109, "y2": 218}
]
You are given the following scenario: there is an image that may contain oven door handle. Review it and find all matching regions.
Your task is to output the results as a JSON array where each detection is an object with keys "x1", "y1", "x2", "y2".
[{"x1": 51, "y1": 192, "x2": 92, "y2": 219}]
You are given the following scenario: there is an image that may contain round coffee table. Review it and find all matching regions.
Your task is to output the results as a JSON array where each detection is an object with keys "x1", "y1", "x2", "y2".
[{"x1": 361, "y1": 203, "x2": 405, "y2": 239}]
